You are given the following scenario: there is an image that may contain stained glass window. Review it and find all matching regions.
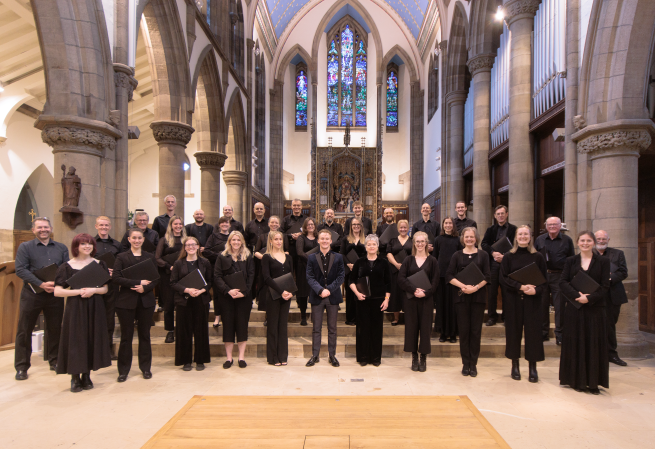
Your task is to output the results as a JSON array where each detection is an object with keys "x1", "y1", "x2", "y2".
[
  {"x1": 295, "y1": 69, "x2": 308, "y2": 127},
  {"x1": 355, "y1": 41, "x2": 367, "y2": 127},
  {"x1": 206, "y1": 0, "x2": 210, "y2": 26},
  {"x1": 386, "y1": 69, "x2": 398, "y2": 128},
  {"x1": 327, "y1": 39, "x2": 339, "y2": 126}
]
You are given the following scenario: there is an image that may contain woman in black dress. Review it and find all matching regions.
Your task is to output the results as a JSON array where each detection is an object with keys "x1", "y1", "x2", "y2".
[
  {"x1": 341, "y1": 217, "x2": 367, "y2": 326},
  {"x1": 386, "y1": 220, "x2": 412, "y2": 325},
  {"x1": 261, "y1": 231, "x2": 294, "y2": 365},
  {"x1": 113, "y1": 228, "x2": 159, "y2": 382},
  {"x1": 433, "y1": 217, "x2": 462, "y2": 342},
  {"x1": 296, "y1": 217, "x2": 319, "y2": 326},
  {"x1": 170, "y1": 237, "x2": 213, "y2": 371},
  {"x1": 447, "y1": 227, "x2": 490, "y2": 377},
  {"x1": 500, "y1": 225, "x2": 547, "y2": 382},
  {"x1": 559, "y1": 231, "x2": 610, "y2": 394},
  {"x1": 54, "y1": 233, "x2": 111, "y2": 392},
  {"x1": 398, "y1": 231, "x2": 440, "y2": 372},
  {"x1": 155, "y1": 215, "x2": 186, "y2": 343},
  {"x1": 204, "y1": 216, "x2": 231, "y2": 329},
  {"x1": 349, "y1": 234, "x2": 391, "y2": 366},
  {"x1": 214, "y1": 231, "x2": 255, "y2": 369},
  {"x1": 254, "y1": 216, "x2": 289, "y2": 316}
]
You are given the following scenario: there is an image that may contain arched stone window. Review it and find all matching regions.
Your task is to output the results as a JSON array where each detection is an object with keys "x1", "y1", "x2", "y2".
[
  {"x1": 255, "y1": 44, "x2": 266, "y2": 191},
  {"x1": 386, "y1": 63, "x2": 399, "y2": 131},
  {"x1": 428, "y1": 52, "x2": 440, "y2": 123},
  {"x1": 295, "y1": 62, "x2": 308, "y2": 131},
  {"x1": 230, "y1": 0, "x2": 244, "y2": 82}
]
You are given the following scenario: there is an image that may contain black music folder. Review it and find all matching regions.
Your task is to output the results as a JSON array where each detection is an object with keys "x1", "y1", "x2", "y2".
[
  {"x1": 568, "y1": 270, "x2": 600, "y2": 309},
  {"x1": 177, "y1": 269, "x2": 208, "y2": 290},
  {"x1": 346, "y1": 249, "x2": 360, "y2": 265},
  {"x1": 405, "y1": 269, "x2": 432, "y2": 299},
  {"x1": 355, "y1": 276, "x2": 371, "y2": 297},
  {"x1": 327, "y1": 229, "x2": 340, "y2": 243},
  {"x1": 269, "y1": 273, "x2": 298, "y2": 299},
  {"x1": 491, "y1": 237, "x2": 513, "y2": 254},
  {"x1": 455, "y1": 261, "x2": 486, "y2": 286},
  {"x1": 307, "y1": 246, "x2": 320, "y2": 255},
  {"x1": 217, "y1": 254, "x2": 233, "y2": 271},
  {"x1": 120, "y1": 258, "x2": 160, "y2": 282},
  {"x1": 286, "y1": 220, "x2": 303, "y2": 235},
  {"x1": 162, "y1": 251, "x2": 180, "y2": 266},
  {"x1": 28, "y1": 263, "x2": 58, "y2": 294},
  {"x1": 379, "y1": 225, "x2": 399, "y2": 245},
  {"x1": 390, "y1": 250, "x2": 408, "y2": 273},
  {"x1": 224, "y1": 271, "x2": 247, "y2": 292},
  {"x1": 66, "y1": 261, "x2": 111, "y2": 290},
  {"x1": 508, "y1": 262, "x2": 547, "y2": 287},
  {"x1": 95, "y1": 251, "x2": 116, "y2": 270},
  {"x1": 142, "y1": 237, "x2": 156, "y2": 253}
]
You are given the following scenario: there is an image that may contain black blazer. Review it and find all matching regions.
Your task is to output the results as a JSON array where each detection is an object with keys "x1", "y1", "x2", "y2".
[
  {"x1": 559, "y1": 253, "x2": 610, "y2": 308},
  {"x1": 446, "y1": 250, "x2": 491, "y2": 304},
  {"x1": 398, "y1": 255, "x2": 440, "y2": 300},
  {"x1": 596, "y1": 247, "x2": 628, "y2": 305},
  {"x1": 306, "y1": 251, "x2": 345, "y2": 305},
  {"x1": 170, "y1": 257, "x2": 214, "y2": 306},
  {"x1": 481, "y1": 222, "x2": 518, "y2": 261},
  {"x1": 213, "y1": 254, "x2": 255, "y2": 299},
  {"x1": 261, "y1": 253, "x2": 293, "y2": 298},
  {"x1": 349, "y1": 256, "x2": 391, "y2": 299},
  {"x1": 112, "y1": 251, "x2": 159, "y2": 309}
]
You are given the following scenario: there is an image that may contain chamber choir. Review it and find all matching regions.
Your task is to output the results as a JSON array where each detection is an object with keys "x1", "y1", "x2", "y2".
[{"x1": 13, "y1": 199, "x2": 624, "y2": 397}]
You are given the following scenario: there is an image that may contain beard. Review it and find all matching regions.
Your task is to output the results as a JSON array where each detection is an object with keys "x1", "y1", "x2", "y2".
[
  {"x1": 385, "y1": 216, "x2": 394, "y2": 223},
  {"x1": 596, "y1": 243, "x2": 608, "y2": 251}
]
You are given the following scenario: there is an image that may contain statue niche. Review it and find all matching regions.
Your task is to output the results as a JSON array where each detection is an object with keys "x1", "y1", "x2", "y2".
[
  {"x1": 59, "y1": 164, "x2": 84, "y2": 229},
  {"x1": 333, "y1": 160, "x2": 361, "y2": 214}
]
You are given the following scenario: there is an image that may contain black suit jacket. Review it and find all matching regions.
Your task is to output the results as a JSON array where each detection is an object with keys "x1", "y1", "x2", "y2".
[
  {"x1": 213, "y1": 255, "x2": 255, "y2": 299},
  {"x1": 481, "y1": 222, "x2": 518, "y2": 261},
  {"x1": 306, "y1": 251, "x2": 345, "y2": 305},
  {"x1": 112, "y1": 252, "x2": 159, "y2": 309},
  {"x1": 595, "y1": 247, "x2": 628, "y2": 305},
  {"x1": 559, "y1": 253, "x2": 610, "y2": 308},
  {"x1": 170, "y1": 257, "x2": 214, "y2": 306}
]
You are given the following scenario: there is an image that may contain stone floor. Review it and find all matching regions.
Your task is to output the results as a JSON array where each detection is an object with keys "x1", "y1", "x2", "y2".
[{"x1": 0, "y1": 350, "x2": 653, "y2": 449}]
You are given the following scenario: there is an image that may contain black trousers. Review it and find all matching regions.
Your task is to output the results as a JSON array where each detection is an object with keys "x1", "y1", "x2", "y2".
[
  {"x1": 487, "y1": 261, "x2": 503, "y2": 321},
  {"x1": 267, "y1": 298, "x2": 291, "y2": 363},
  {"x1": 356, "y1": 297, "x2": 384, "y2": 363},
  {"x1": 103, "y1": 282, "x2": 117, "y2": 344},
  {"x1": 175, "y1": 299, "x2": 210, "y2": 366},
  {"x1": 345, "y1": 287, "x2": 357, "y2": 323},
  {"x1": 456, "y1": 301, "x2": 485, "y2": 368},
  {"x1": 311, "y1": 298, "x2": 338, "y2": 357},
  {"x1": 505, "y1": 293, "x2": 544, "y2": 362},
  {"x1": 159, "y1": 271, "x2": 175, "y2": 331},
  {"x1": 607, "y1": 301, "x2": 622, "y2": 358},
  {"x1": 296, "y1": 296, "x2": 308, "y2": 314},
  {"x1": 116, "y1": 300, "x2": 154, "y2": 376},
  {"x1": 404, "y1": 297, "x2": 433, "y2": 354},
  {"x1": 221, "y1": 296, "x2": 252, "y2": 343},
  {"x1": 542, "y1": 271, "x2": 563, "y2": 338},
  {"x1": 14, "y1": 288, "x2": 64, "y2": 371}
]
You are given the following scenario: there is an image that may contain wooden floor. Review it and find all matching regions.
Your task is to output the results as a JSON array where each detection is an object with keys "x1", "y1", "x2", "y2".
[{"x1": 142, "y1": 395, "x2": 511, "y2": 449}]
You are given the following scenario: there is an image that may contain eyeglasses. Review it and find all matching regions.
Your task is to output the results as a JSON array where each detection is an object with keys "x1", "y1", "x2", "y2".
[
  {"x1": 352, "y1": 224, "x2": 361, "y2": 227},
  {"x1": 185, "y1": 244, "x2": 198, "y2": 248}
]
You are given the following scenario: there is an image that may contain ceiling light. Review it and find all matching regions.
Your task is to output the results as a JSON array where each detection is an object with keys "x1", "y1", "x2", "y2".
[{"x1": 495, "y1": 5, "x2": 505, "y2": 21}]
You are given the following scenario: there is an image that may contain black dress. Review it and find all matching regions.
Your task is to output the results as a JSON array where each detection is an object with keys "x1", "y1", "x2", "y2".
[
  {"x1": 214, "y1": 255, "x2": 255, "y2": 343},
  {"x1": 262, "y1": 253, "x2": 293, "y2": 364},
  {"x1": 203, "y1": 231, "x2": 229, "y2": 315},
  {"x1": 559, "y1": 253, "x2": 610, "y2": 390},
  {"x1": 296, "y1": 234, "x2": 318, "y2": 298},
  {"x1": 155, "y1": 236, "x2": 183, "y2": 332},
  {"x1": 254, "y1": 232, "x2": 289, "y2": 311},
  {"x1": 398, "y1": 256, "x2": 440, "y2": 354},
  {"x1": 433, "y1": 234, "x2": 463, "y2": 337},
  {"x1": 350, "y1": 256, "x2": 391, "y2": 364},
  {"x1": 500, "y1": 248, "x2": 547, "y2": 362},
  {"x1": 386, "y1": 236, "x2": 412, "y2": 313},
  {"x1": 341, "y1": 238, "x2": 367, "y2": 324},
  {"x1": 55, "y1": 261, "x2": 112, "y2": 375}
]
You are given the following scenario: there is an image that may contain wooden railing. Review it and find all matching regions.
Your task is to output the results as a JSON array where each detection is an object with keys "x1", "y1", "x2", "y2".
[{"x1": 0, "y1": 261, "x2": 22, "y2": 348}]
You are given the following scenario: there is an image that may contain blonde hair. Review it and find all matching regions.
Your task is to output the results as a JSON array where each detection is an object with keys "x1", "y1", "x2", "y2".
[
  {"x1": 459, "y1": 227, "x2": 481, "y2": 247},
  {"x1": 412, "y1": 231, "x2": 429, "y2": 256},
  {"x1": 96, "y1": 216, "x2": 111, "y2": 224},
  {"x1": 266, "y1": 231, "x2": 285, "y2": 255},
  {"x1": 510, "y1": 225, "x2": 537, "y2": 254},
  {"x1": 347, "y1": 217, "x2": 363, "y2": 244},
  {"x1": 396, "y1": 219, "x2": 409, "y2": 232},
  {"x1": 165, "y1": 215, "x2": 186, "y2": 247},
  {"x1": 221, "y1": 231, "x2": 251, "y2": 261}
]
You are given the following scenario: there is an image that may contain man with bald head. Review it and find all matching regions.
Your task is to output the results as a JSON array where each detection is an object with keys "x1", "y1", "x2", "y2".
[
  {"x1": 595, "y1": 230, "x2": 628, "y2": 366},
  {"x1": 376, "y1": 208, "x2": 396, "y2": 254},
  {"x1": 244, "y1": 202, "x2": 269, "y2": 252},
  {"x1": 185, "y1": 209, "x2": 214, "y2": 250},
  {"x1": 317, "y1": 208, "x2": 343, "y2": 252}
]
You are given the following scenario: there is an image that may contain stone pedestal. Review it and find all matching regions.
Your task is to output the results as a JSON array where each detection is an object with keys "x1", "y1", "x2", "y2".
[
  {"x1": 445, "y1": 91, "x2": 467, "y2": 217},
  {"x1": 195, "y1": 151, "x2": 228, "y2": 226},
  {"x1": 151, "y1": 121, "x2": 194, "y2": 217},
  {"x1": 222, "y1": 170, "x2": 248, "y2": 223}
]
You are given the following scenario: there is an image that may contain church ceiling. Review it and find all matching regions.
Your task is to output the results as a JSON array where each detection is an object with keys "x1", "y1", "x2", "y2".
[{"x1": 265, "y1": 0, "x2": 430, "y2": 40}]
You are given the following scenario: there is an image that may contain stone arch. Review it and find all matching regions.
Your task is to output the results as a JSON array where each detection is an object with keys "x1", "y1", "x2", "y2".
[
  {"x1": 14, "y1": 164, "x2": 54, "y2": 231},
  {"x1": 380, "y1": 45, "x2": 419, "y2": 84},
  {"x1": 192, "y1": 47, "x2": 226, "y2": 153},
  {"x1": 445, "y1": 2, "x2": 470, "y2": 94},
  {"x1": 224, "y1": 89, "x2": 248, "y2": 172},
  {"x1": 275, "y1": 44, "x2": 313, "y2": 85},
  {"x1": 467, "y1": 0, "x2": 503, "y2": 59}
]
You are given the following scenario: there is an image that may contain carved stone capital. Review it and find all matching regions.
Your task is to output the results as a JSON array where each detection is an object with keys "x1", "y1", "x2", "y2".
[
  {"x1": 114, "y1": 63, "x2": 138, "y2": 101},
  {"x1": 576, "y1": 130, "x2": 651, "y2": 157},
  {"x1": 222, "y1": 170, "x2": 248, "y2": 186},
  {"x1": 195, "y1": 151, "x2": 228, "y2": 170},
  {"x1": 41, "y1": 126, "x2": 117, "y2": 154},
  {"x1": 467, "y1": 54, "x2": 496, "y2": 76},
  {"x1": 438, "y1": 40, "x2": 447, "y2": 54},
  {"x1": 504, "y1": 0, "x2": 540, "y2": 25},
  {"x1": 150, "y1": 121, "x2": 194, "y2": 146},
  {"x1": 445, "y1": 90, "x2": 467, "y2": 106}
]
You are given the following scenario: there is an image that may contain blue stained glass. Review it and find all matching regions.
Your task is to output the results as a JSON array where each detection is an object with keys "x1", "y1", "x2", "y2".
[
  {"x1": 355, "y1": 41, "x2": 367, "y2": 127},
  {"x1": 206, "y1": 0, "x2": 210, "y2": 25},
  {"x1": 340, "y1": 25, "x2": 354, "y2": 126},
  {"x1": 327, "y1": 39, "x2": 339, "y2": 126},
  {"x1": 295, "y1": 70, "x2": 308, "y2": 127},
  {"x1": 386, "y1": 71, "x2": 398, "y2": 127}
]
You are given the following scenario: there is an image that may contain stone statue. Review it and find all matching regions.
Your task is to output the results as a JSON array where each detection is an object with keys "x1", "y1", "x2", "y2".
[{"x1": 60, "y1": 165, "x2": 81, "y2": 210}]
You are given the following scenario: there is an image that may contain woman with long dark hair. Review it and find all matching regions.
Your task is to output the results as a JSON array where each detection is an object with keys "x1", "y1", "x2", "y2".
[
  {"x1": 386, "y1": 220, "x2": 412, "y2": 325},
  {"x1": 296, "y1": 217, "x2": 319, "y2": 326},
  {"x1": 341, "y1": 217, "x2": 367, "y2": 326},
  {"x1": 433, "y1": 217, "x2": 462, "y2": 342}
]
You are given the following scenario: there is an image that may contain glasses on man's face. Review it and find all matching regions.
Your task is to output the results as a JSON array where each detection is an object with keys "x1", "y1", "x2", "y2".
[{"x1": 136, "y1": 219, "x2": 148, "y2": 223}]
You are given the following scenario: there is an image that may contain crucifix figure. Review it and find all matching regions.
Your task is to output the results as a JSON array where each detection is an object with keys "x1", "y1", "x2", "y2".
[
  {"x1": 28, "y1": 209, "x2": 36, "y2": 223},
  {"x1": 343, "y1": 121, "x2": 351, "y2": 148}
]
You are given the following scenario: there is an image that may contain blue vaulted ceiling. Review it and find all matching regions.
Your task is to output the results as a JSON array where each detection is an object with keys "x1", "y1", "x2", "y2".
[{"x1": 265, "y1": 0, "x2": 430, "y2": 40}]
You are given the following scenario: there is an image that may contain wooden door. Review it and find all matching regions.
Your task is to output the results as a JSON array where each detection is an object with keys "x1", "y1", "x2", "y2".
[{"x1": 638, "y1": 238, "x2": 655, "y2": 333}]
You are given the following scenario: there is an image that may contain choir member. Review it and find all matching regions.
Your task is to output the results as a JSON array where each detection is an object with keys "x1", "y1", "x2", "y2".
[
  {"x1": 296, "y1": 217, "x2": 319, "y2": 326},
  {"x1": 411, "y1": 203, "x2": 440, "y2": 253},
  {"x1": 185, "y1": 209, "x2": 214, "y2": 249},
  {"x1": 349, "y1": 235, "x2": 391, "y2": 366},
  {"x1": 559, "y1": 231, "x2": 610, "y2": 394},
  {"x1": 386, "y1": 220, "x2": 412, "y2": 325},
  {"x1": 398, "y1": 231, "x2": 440, "y2": 372},
  {"x1": 120, "y1": 211, "x2": 159, "y2": 252},
  {"x1": 113, "y1": 228, "x2": 159, "y2": 382},
  {"x1": 500, "y1": 225, "x2": 547, "y2": 382},
  {"x1": 14, "y1": 217, "x2": 69, "y2": 380},
  {"x1": 54, "y1": 233, "x2": 111, "y2": 392},
  {"x1": 245, "y1": 203, "x2": 269, "y2": 316},
  {"x1": 261, "y1": 231, "x2": 294, "y2": 365},
  {"x1": 223, "y1": 204, "x2": 245, "y2": 234},
  {"x1": 454, "y1": 201, "x2": 477, "y2": 232},
  {"x1": 447, "y1": 227, "x2": 490, "y2": 377},
  {"x1": 152, "y1": 194, "x2": 177, "y2": 238},
  {"x1": 282, "y1": 199, "x2": 308, "y2": 288},
  {"x1": 344, "y1": 201, "x2": 372, "y2": 236},
  {"x1": 254, "y1": 215, "x2": 288, "y2": 319},
  {"x1": 155, "y1": 215, "x2": 186, "y2": 343},
  {"x1": 204, "y1": 216, "x2": 231, "y2": 329},
  {"x1": 433, "y1": 217, "x2": 463, "y2": 342},
  {"x1": 375, "y1": 208, "x2": 396, "y2": 254},
  {"x1": 317, "y1": 208, "x2": 344, "y2": 252},
  {"x1": 170, "y1": 237, "x2": 212, "y2": 371},
  {"x1": 214, "y1": 231, "x2": 255, "y2": 369},
  {"x1": 341, "y1": 217, "x2": 367, "y2": 326}
]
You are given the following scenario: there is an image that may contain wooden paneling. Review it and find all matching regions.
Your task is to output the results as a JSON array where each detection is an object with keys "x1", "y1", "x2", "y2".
[
  {"x1": 538, "y1": 133, "x2": 564, "y2": 172},
  {"x1": 13, "y1": 231, "x2": 34, "y2": 260},
  {"x1": 0, "y1": 262, "x2": 21, "y2": 347},
  {"x1": 638, "y1": 239, "x2": 655, "y2": 333}
]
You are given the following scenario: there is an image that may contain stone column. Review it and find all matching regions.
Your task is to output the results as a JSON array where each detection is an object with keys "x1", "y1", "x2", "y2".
[
  {"x1": 505, "y1": 0, "x2": 539, "y2": 229},
  {"x1": 573, "y1": 121, "x2": 653, "y2": 357},
  {"x1": 467, "y1": 54, "x2": 495, "y2": 229},
  {"x1": 269, "y1": 80, "x2": 284, "y2": 216},
  {"x1": 194, "y1": 151, "x2": 228, "y2": 226},
  {"x1": 151, "y1": 121, "x2": 194, "y2": 217},
  {"x1": 222, "y1": 170, "x2": 248, "y2": 223},
  {"x1": 444, "y1": 91, "x2": 467, "y2": 217},
  {"x1": 409, "y1": 82, "x2": 425, "y2": 224}
]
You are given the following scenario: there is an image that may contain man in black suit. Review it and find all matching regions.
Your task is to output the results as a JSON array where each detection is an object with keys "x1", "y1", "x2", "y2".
[
  {"x1": 317, "y1": 208, "x2": 343, "y2": 252},
  {"x1": 185, "y1": 209, "x2": 214, "y2": 249},
  {"x1": 595, "y1": 230, "x2": 629, "y2": 366},
  {"x1": 223, "y1": 205, "x2": 245, "y2": 234},
  {"x1": 305, "y1": 229, "x2": 345, "y2": 367},
  {"x1": 376, "y1": 208, "x2": 395, "y2": 254},
  {"x1": 282, "y1": 198, "x2": 308, "y2": 280},
  {"x1": 120, "y1": 211, "x2": 159, "y2": 252},
  {"x1": 481, "y1": 205, "x2": 517, "y2": 326},
  {"x1": 152, "y1": 195, "x2": 177, "y2": 238},
  {"x1": 411, "y1": 203, "x2": 440, "y2": 253},
  {"x1": 344, "y1": 201, "x2": 372, "y2": 236}
]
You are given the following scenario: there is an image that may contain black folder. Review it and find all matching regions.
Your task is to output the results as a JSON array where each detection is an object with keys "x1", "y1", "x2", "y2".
[
  {"x1": 379, "y1": 224, "x2": 399, "y2": 245},
  {"x1": 224, "y1": 271, "x2": 247, "y2": 292},
  {"x1": 346, "y1": 249, "x2": 360, "y2": 265},
  {"x1": 269, "y1": 272, "x2": 298, "y2": 299},
  {"x1": 95, "y1": 251, "x2": 116, "y2": 270},
  {"x1": 217, "y1": 254, "x2": 233, "y2": 271},
  {"x1": 28, "y1": 263, "x2": 58, "y2": 294},
  {"x1": 508, "y1": 262, "x2": 547, "y2": 287},
  {"x1": 491, "y1": 237, "x2": 513, "y2": 254},
  {"x1": 66, "y1": 261, "x2": 111, "y2": 289},
  {"x1": 355, "y1": 276, "x2": 371, "y2": 297},
  {"x1": 307, "y1": 246, "x2": 320, "y2": 256},
  {"x1": 390, "y1": 250, "x2": 408, "y2": 273},
  {"x1": 142, "y1": 237, "x2": 156, "y2": 253},
  {"x1": 177, "y1": 269, "x2": 208, "y2": 290},
  {"x1": 286, "y1": 221, "x2": 303, "y2": 235},
  {"x1": 162, "y1": 251, "x2": 180, "y2": 266},
  {"x1": 568, "y1": 270, "x2": 600, "y2": 309},
  {"x1": 455, "y1": 260, "x2": 486, "y2": 286},
  {"x1": 120, "y1": 258, "x2": 160, "y2": 282},
  {"x1": 327, "y1": 229, "x2": 340, "y2": 243},
  {"x1": 405, "y1": 269, "x2": 432, "y2": 299}
]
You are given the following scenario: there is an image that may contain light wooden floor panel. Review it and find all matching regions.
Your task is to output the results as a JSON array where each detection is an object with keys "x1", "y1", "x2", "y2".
[{"x1": 142, "y1": 396, "x2": 511, "y2": 449}]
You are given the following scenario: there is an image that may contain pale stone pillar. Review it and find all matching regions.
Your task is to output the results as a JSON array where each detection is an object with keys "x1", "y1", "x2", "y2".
[
  {"x1": 505, "y1": 0, "x2": 539, "y2": 229},
  {"x1": 194, "y1": 152, "x2": 228, "y2": 227},
  {"x1": 573, "y1": 121, "x2": 653, "y2": 357},
  {"x1": 269, "y1": 80, "x2": 284, "y2": 216},
  {"x1": 222, "y1": 170, "x2": 248, "y2": 223},
  {"x1": 151, "y1": 121, "x2": 194, "y2": 217},
  {"x1": 467, "y1": 54, "x2": 495, "y2": 229},
  {"x1": 445, "y1": 91, "x2": 467, "y2": 217},
  {"x1": 564, "y1": 0, "x2": 580, "y2": 238}
]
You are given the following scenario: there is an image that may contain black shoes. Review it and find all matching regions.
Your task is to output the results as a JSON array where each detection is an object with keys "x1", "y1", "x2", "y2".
[
  {"x1": 263, "y1": 320, "x2": 267, "y2": 327},
  {"x1": 543, "y1": 334, "x2": 550, "y2": 342},
  {"x1": 183, "y1": 363, "x2": 193, "y2": 371},
  {"x1": 345, "y1": 321, "x2": 356, "y2": 326},
  {"x1": 71, "y1": 374, "x2": 83, "y2": 393},
  {"x1": 50, "y1": 364, "x2": 57, "y2": 371},
  {"x1": 165, "y1": 331, "x2": 174, "y2": 343},
  {"x1": 306, "y1": 356, "x2": 319, "y2": 367},
  {"x1": 411, "y1": 352, "x2": 419, "y2": 371},
  {"x1": 449, "y1": 337, "x2": 457, "y2": 343},
  {"x1": 117, "y1": 374, "x2": 127, "y2": 382},
  {"x1": 418, "y1": 354, "x2": 427, "y2": 372},
  {"x1": 528, "y1": 361, "x2": 538, "y2": 383},
  {"x1": 485, "y1": 318, "x2": 497, "y2": 326},
  {"x1": 469, "y1": 366, "x2": 478, "y2": 377},
  {"x1": 556, "y1": 336, "x2": 562, "y2": 346},
  {"x1": 439, "y1": 335, "x2": 446, "y2": 343},
  {"x1": 223, "y1": 360, "x2": 234, "y2": 369},
  {"x1": 81, "y1": 373, "x2": 93, "y2": 390},
  {"x1": 360, "y1": 362, "x2": 368, "y2": 367},
  {"x1": 300, "y1": 311, "x2": 308, "y2": 326},
  {"x1": 15, "y1": 370, "x2": 27, "y2": 381},
  {"x1": 391, "y1": 321, "x2": 399, "y2": 326},
  {"x1": 142, "y1": 371, "x2": 152, "y2": 379},
  {"x1": 511, "y1": 359, "x2": 521, "y2": 381},
  {"x1": 372, "y1": 362, "x2": 381, "y2": 367},
  {"x1": 589, "y1": 388, "x2": 601, "y2": 395},
  {"x1": 196, "y1": 363, "x2": 205, "y2": 371},
  {"x1": 462, "y1": 365, "x2": 470, "y2": 376},
  {"x1": 329, "y1": 355, "x2": 340, "y2": 367},
  {"x1": 238, "y1": 360, "x2": 247, "y2": 368},
  {"x1": 213, "y1": 322, "x2": 220, "y2": 330},
  {"x1": 609, "y1": 356, "x2": 627, "y2": 366}
]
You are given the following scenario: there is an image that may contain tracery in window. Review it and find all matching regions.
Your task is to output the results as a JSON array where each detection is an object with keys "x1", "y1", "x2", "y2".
[
  {"x1": 295, "y1": 63, "x2": 308, "y2": 129},
  {"x1": 386, "y1": 64, "x2": 398, "y2": 129}
]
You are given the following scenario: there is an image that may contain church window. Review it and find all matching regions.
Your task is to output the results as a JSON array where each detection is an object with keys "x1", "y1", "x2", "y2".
[
  {"x1": 295, "y1": 63, "x2": 308, "y2": 129},
  {"x1": 386, "y1": 64, "x2": 398, "y2": 130}
]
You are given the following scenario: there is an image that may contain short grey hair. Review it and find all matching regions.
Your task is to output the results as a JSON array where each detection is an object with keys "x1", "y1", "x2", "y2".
[
  {"x1": 364, "y1": 234, "x2": 379, "y2": 246},
  {"x1": 32, "y1": 217, "x2": 52, "y2": 229},
  {"x1": 134, "y1": 211, "x2": 149, "y2": 221}
]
